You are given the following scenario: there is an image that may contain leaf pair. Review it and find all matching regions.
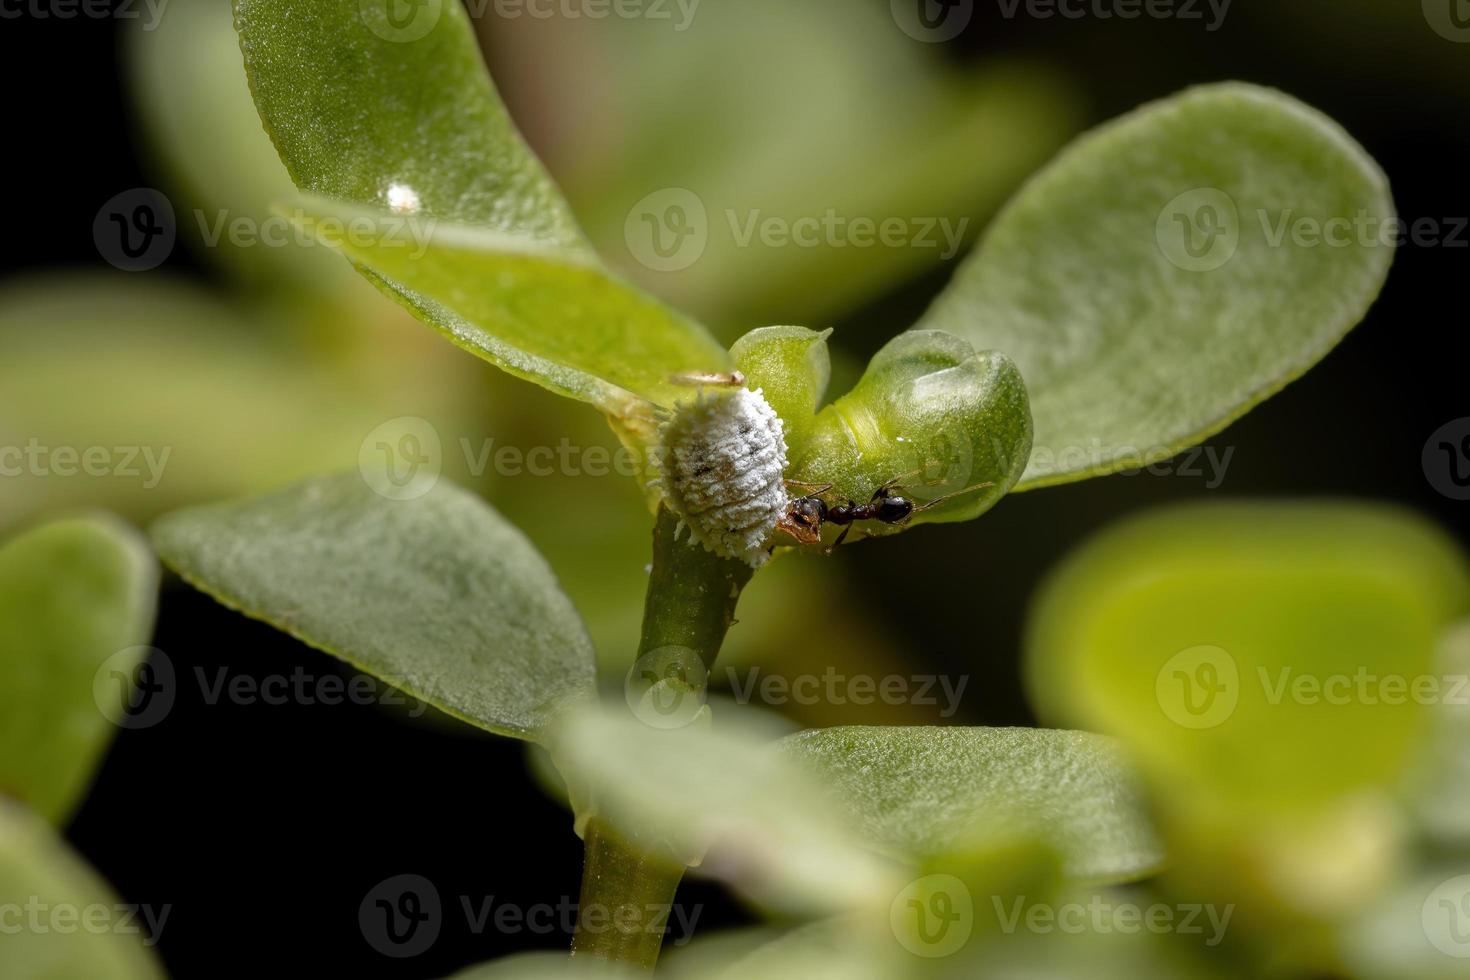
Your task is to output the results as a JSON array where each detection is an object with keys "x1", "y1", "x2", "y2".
[{"x1": 235, "y1": 0, "x2": 1395, "y2": 499}]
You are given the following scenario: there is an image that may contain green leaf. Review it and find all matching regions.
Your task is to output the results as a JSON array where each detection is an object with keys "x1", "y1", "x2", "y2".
[
  {"x1": 919, "y1": 83, "x2": 1395, "y2": 489},
  {"x1": 1025, "y1": 501, "x2": 1470, "y2": 914},
  {"x1": 0, "y1": 516, "x2": 158, "y2": 825},
  {"x1": 235, "y1": 0, "x2": 729, "y2": 409},
  {"x1": 778, "y1": 727, "x2": 1162, "y2": 883},
  {"x1": 289, "y1": 199, "x2": 730, "y2": 410},
  {"x1": 0, "y1": 799, "x2": 165, "y2": 979},
  {"x1": 150, "y1": 472, "x2": 595, "y2": 741},
  {"x1": 0, "y1": 274, "x2": 485, "y2": 533},
  {"x1": 787, "y1": 331, "x2": 1032, "y2": 537},
  {"x1": 730, "y1": 326, "x2": 832, "y2": 453},
  {"x1": 124, "y1": 0, "x2": 368, "y2": 299},
  {"x1": 447, "y1": 953, "x2": 640, "y2": 979},
  {"x1": 548, "y1": 704, "x2": 900, "y2": 915}
]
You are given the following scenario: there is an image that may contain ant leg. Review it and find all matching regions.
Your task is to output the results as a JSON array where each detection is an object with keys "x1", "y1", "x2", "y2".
[
  {"x1": 824, "y1": 524, "x2": 852, "y2": 555},
  {"x1": 875, "y1": 468, "x2": 926, "y2": 500},
  {"x1": 911, "y1": 481, "x2": 997, "y2": 515}
]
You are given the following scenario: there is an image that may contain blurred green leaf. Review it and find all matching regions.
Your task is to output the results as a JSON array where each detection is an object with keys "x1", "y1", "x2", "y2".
[
  {"x1": 1341, "y1": 867, "x2": 1470, "y2": 979},
  {"x1": 486, "y1": 0, "x2": 1082, "y2": 332},
  {"x1": 548, "y1": 704, "x2": 900, "y2": 916},
  {"x1": 779, "y1": 727, "x2": 1162, "y2": 883},
  {"x1": 447, "y1": 953, "x2": 640, "y2": 979},
  {"x1": 1026, "y1": 501, "x2": 1469, "y2": 915},
  {"x1": 920, "y1": 83, "x2": 1395, "y2": 489},
  {"x1": 0, "y1": 799, "x2": 165, "y2": 979},
  {"x1": 0, "y1": 274, "x2": 483, "y2": 533},
  {"x1": 0, "y1": 517, "x2": 157, "y2": 825},
  {"x1": 236, "y1": 0, "x2": 728, "y2": 409},
  {"x1": 151, "y1": 472, "x2": 595, "y2": 741},
  {"x1": 1405, "y1": 619, "x2": 1470, "y2": 847},
  {"x1": 290, "y1": 199, "x2": 730, "y2": 410},
  {"x1": 787, "y1": 331, "x2": 1032, "y2": 538},
  {"x1": 125, "y1": 0, "x2": 369, "y2": 300}
]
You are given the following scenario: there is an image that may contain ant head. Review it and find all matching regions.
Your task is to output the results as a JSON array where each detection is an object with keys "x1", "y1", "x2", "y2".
[
  {"x1": 875, "y1": 495, "x2": 914, "y2": 524},
  {"x1": 789, "y1": 495, "x2": 827, "y2": 526},
  {"x1": 775, "y1": 495, "x2": 827, "y2": 546}
]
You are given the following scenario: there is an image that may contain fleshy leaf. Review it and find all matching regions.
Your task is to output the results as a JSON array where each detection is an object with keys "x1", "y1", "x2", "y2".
[
  {"x1": 0, "y1": 274, "x2": 484, "y2": 532},
  {"x1": 288, "y1": 199, "x2": 730, "y2": 410},
  {"x1": 730, "y1": 326, "x2": 832, "y2": 453},
  {"x1": 918, "y1": 83, "x2": 1395, "y2": 489},
  {"x1": 1026, "y1": 501, "x2": 1470, "y2": 914},
  {"x1": 447, "y1": 953, "x2": 641, "y2": 979},
  {"x1": 151, "y1": 472, "x2": 595, "y2": 741},
  {"x1": 0, "y1": 799, "x2": 165, "y2": 979},
  {"x1": 0, "y1": 517, "x2": 158, "y2": 825},
  {"x1": 787, "y1": 331, "x2": 1031, "y2": 537},
  {"x1": 778, "y1": 727, "x2": 1162, "y2": 883},
  {"x1": 548, "y1": 704, "x2": 899, "y2": 916},
  {"x1": 234, "y1": 0, "x2": 729, "y2": 409}
]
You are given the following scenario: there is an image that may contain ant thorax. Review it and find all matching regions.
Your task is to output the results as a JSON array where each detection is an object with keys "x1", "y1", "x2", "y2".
[{"x1": 655, "y1": 384, "x2": 789, "y2": 568}]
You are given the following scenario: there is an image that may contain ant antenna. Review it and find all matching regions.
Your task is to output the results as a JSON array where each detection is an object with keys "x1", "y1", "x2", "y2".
[{"x1": 910, "y1": 480, "x2": 996, "y2": 516}]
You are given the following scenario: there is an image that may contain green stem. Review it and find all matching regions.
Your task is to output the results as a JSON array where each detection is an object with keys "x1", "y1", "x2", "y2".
[
  {"x1": 570, "y1": 819, "x2": 687, "y2": 968},
  {"x1": 570, "y1": 505, "x2": 756, "y2": 970}
]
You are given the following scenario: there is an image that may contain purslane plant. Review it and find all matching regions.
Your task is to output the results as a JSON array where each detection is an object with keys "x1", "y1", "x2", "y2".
[
  {"x1": 1, "y1": 0, "x2": 1405, "y2": 975},
  {"x1": 146, "y1": 0, "x2": 1398, "y2": 970}
]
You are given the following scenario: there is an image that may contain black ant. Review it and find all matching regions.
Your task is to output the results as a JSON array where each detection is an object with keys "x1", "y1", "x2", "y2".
[{"x1": 776, "y1": 470, "x2": 994, "y2": 552}]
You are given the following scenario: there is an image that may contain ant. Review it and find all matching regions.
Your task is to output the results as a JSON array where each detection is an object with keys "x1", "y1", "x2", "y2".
[{"x1": 776, "y1": 470, "x2": 994, "y2": 552}]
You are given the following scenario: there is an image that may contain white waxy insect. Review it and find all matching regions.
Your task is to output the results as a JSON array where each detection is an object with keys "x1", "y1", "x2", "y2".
[{"x1": 655, "y1": 375, "x2": 788, "y2": 568}]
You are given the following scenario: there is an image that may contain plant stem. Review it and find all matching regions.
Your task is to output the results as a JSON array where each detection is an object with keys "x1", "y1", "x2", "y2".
[
  {"x1": 570, "y1": 819, "x2": 687, "y2": 969},
  {"x1": 636, "y1": 504, "x2": 756, "y2": 671},
  {"x1": 570, "y1": 505, "x2": 756, "y2": 969}
]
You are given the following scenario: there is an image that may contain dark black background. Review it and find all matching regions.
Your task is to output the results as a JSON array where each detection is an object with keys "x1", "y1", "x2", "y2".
[{"x1": 2, "y1": 1, "x2": 1466, "y2": 976}]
